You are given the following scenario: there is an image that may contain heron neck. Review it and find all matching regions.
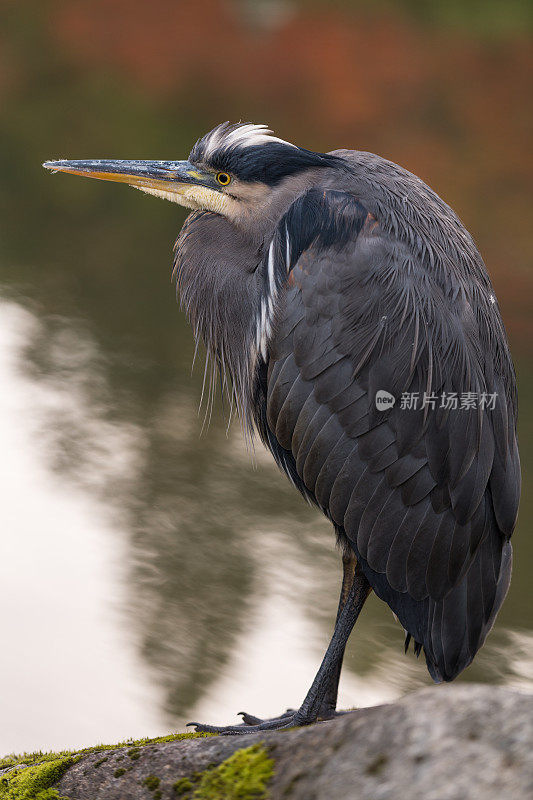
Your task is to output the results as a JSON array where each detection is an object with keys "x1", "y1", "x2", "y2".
[{"x1": 173, "y1": 210, "x2": 264, "y2": 436}]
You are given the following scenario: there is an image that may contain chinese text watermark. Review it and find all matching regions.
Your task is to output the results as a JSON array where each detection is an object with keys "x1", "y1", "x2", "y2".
[
  {"x1": 375, "y1": 391, "x2": 498, "y2": 411},
  {"x1": 398, "y1": 391, "x2": 497, "y2": 410}
]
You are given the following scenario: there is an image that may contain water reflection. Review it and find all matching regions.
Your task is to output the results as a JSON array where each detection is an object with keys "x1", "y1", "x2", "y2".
[
  {"x1": 0, "y1": 297, "x2": 531, "y2": 754},
  {"x1": 0, "y1": 301, "x2": 160, "y2": 754}
]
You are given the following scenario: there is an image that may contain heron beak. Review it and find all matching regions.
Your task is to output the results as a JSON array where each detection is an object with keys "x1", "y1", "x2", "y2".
[{"x1": 42, "y1": 159, "x2": 221, "y2": 204}]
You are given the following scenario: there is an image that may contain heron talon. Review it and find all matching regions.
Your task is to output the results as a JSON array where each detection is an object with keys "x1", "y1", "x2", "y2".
[
  {"x1": 186, "y1": 721, "x2": 222, "y2": 733},
  {"x1": 239, "y1": 712, "x2": 263, "y2": 725}
]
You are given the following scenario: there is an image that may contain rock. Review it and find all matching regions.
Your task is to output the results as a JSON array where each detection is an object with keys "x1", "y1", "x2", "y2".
[{"x1": 3, "y1": 685, "x2": 532, "y2": 799}]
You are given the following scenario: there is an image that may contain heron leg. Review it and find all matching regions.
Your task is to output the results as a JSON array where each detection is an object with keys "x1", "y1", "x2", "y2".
[
  {"x1": 239, "y1": 550, "x2": 360, "y2": 725},
  {"x1": 188, "y1": 557, "x2": 370, "y2": 735},
  {"x1": 316, "y1": 549, "x2": 358, "y2": 719}
]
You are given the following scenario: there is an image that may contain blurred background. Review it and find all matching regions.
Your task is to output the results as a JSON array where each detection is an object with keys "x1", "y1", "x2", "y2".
[{"x1": 0, "y1": 0, "x2": 531, "y2": 755}]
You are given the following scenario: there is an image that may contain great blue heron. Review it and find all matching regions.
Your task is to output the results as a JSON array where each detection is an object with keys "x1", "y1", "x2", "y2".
[{"x1": 44, "y1": 122, "x2": 520, "y2": 734}]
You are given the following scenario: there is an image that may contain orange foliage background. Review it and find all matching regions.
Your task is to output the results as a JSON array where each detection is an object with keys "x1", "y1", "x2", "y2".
[{"x1": 3, "y1": 0, "x2": 532, "y2": 345}]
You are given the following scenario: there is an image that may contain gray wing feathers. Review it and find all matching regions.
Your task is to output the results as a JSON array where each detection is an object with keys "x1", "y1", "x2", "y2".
[{"x1": 263, "y1": 189, "x2": 519, "y2": 681}]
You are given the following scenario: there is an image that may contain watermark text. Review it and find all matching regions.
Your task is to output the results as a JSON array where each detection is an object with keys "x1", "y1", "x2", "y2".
[{"x1": 398, "y1": 391, "x2": 497, "y2": 411}]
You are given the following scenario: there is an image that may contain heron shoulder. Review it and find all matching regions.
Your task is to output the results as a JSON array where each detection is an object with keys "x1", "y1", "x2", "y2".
[{"x1": 325, "y1": 149, "x2": 482, "y2": 279}]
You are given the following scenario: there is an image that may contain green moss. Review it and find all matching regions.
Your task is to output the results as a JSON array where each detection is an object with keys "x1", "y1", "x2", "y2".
[
  {"x1": 0, "y1": 731, "x2": 215, "y2": 773},
  {"x1": 153, "y1": 791, "x2": 162, "y2": 800},
  {"x1": 169, "y1": 746, "x2": 274, "y2": 799},
  {"x1": 114, "y1": 768, "x2": 126, "y2": 778},
  {"x1": 93, "y1": 757, "x2": 108, "y2": 768},
  {"x1": 0, "y1": 756, "x2": 75, "y2": 800},
  {"x1": 0, "y1": 754, "x2": 67, "y2": 773},
  {"x1": 192, "y1": 744, "x2": 274, "y2": 800},
  {"x1": 144, "y1": 774, "x2": 160, "y2": 790},
  {"x1": 173, "y1": 777, "x2": 193, "y2": 795}
]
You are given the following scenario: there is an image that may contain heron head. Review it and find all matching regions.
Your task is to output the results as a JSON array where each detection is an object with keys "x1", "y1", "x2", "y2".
[{"x1": 43, "y1": 122, "x2": 340, "y2": 236}]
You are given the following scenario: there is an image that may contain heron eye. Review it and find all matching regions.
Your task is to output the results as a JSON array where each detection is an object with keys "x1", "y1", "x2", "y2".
[{"x1": 216, "y1": 172, "x2": 231, "y2": 186}]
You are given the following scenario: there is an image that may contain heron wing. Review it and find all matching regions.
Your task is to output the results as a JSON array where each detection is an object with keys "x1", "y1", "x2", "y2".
[{"x1": 257, "y1": 188, "x2": 519, "y2": 681}]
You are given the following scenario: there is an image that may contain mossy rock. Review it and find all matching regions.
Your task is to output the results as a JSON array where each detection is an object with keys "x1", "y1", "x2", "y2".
[
  {"x1": 2, "y1": 686, "x2": 532, "y2": 800},
  {"x1": 0, "y1": 730, "x2": 215, "y2": 799},
  {"x1": 0, "y1": 756, "x2": 76, "y2": 800},
  {"x1": 172, "y1": 745, "x2": 274, "y2": 800},
  {"x1": 0, "y1": 742, "x2": 273, "y2": 800}
]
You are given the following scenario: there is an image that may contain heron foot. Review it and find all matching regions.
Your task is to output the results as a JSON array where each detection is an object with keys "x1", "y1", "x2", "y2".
[
  {"x1": 187, "y1": 708, "x2": 312, "y2": 735},
  {"x1": 239, "y1": 707, "x2": 350, "y2": 724},
  {"x1": 188, "y1": 568, "x2": 369, "y2": 736},
  {"x1": 187, "y1": 706, "x2": 352, "y2": 735}
]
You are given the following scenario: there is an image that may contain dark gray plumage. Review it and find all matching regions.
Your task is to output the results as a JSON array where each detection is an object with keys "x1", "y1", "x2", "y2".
[{"x1": 44, "y1": 122, "x2": 520, "y2": 732}]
